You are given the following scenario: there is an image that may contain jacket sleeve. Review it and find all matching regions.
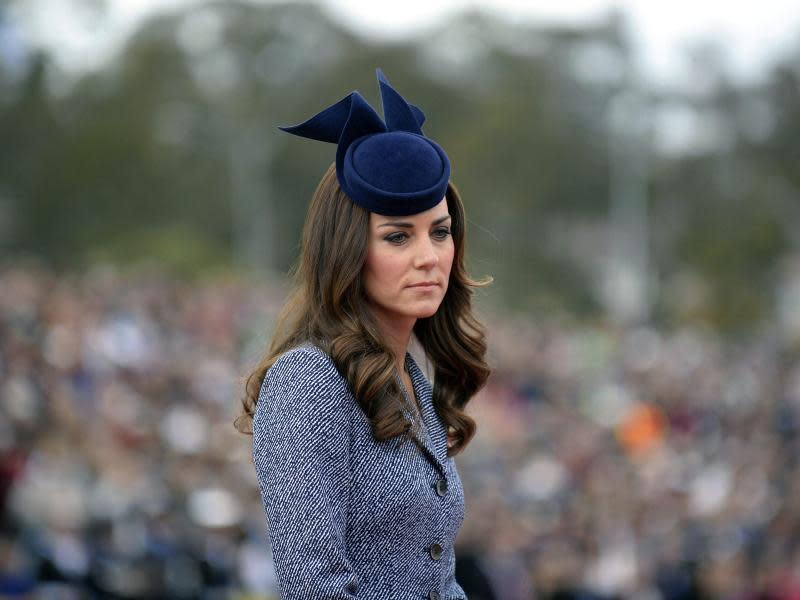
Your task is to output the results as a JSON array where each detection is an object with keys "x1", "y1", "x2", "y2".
[{"x1": 252, "y1": 347, "x2": 359, "y2": 599}]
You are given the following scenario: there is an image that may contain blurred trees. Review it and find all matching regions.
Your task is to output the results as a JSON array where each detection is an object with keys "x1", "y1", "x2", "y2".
[{"x1": 1, "y1": 1, "x2": 798, "y2": 334}]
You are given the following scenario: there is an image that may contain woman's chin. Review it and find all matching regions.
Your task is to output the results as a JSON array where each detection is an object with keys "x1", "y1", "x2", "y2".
[
  {"x1": 411, "y1": 301, "x2": 443, "y2": 319},
  {"x1": 375, "y1": 298, "x2": 444, "y2": 321}
]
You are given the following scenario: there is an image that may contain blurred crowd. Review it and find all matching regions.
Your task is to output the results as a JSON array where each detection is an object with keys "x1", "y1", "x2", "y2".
[
  {"x1": 0, "y1": 264, "x2": 799, "y2": 599},
  {"x1": 462, "y1": 311, "x2": 800, "y2": 599}
]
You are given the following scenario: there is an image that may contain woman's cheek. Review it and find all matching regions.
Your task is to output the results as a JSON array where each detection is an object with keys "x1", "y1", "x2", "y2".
[{"x1": 387, "y1": 256, "x2": 406, "y2": 285}]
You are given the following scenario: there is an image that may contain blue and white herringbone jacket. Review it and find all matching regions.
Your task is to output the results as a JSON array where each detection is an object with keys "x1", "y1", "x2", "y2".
[{"x1": 252, "y1": 342, "x2": 468, "y2": 600}]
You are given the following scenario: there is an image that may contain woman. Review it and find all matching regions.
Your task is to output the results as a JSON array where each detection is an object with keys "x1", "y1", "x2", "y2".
[{"x1": 236, "y1": 69, "x2": 491, "y2": 600}]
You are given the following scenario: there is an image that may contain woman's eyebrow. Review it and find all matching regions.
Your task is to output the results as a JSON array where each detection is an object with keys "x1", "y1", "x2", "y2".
[{"x1": 377, "y1": 215, "x2": 452, "y2": 229}]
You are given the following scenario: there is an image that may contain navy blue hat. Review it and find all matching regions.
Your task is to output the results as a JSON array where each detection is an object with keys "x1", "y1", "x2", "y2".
[{"x1": 278, "y1": 69, "x2": 450, "y2": 216}]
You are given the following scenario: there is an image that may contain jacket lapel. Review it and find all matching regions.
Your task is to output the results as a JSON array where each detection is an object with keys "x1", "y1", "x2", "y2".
[{"x1": 398, "y1": 352, "x2": 449, "y2": 477}]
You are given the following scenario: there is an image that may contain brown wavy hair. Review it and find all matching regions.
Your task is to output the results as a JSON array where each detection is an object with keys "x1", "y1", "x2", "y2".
[{"x1": 235, "y1": 163, "x2": 491, "y2": 456}]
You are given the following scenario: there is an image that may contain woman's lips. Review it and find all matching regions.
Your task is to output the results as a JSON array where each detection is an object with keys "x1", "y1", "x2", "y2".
[{"x1": 407, "y1": 282, "x2": 439, "y2": 291}]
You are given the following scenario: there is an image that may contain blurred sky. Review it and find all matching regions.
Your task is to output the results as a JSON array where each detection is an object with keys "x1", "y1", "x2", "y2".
[{"x1": 7, "y1": 0, "x2": 800, "y2": 86}]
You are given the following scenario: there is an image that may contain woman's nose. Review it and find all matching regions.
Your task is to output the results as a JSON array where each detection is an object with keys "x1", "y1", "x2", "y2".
[{"x1": 413, "y1": 238, "x2": 439, "y2": 269}]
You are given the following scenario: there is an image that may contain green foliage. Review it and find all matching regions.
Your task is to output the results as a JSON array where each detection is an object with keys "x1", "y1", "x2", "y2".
[{"x1": 2, "y1": 1, "x2": 798, "y2": 332}]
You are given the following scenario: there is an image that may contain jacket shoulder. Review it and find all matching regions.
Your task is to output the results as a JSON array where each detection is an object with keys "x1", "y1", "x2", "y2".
[
  {"x1": 265, "y1": 342, "x2": 339, "y2": 381},
  {"x1": 257, "y1": 343, "x2": 351, "y2": 414}
]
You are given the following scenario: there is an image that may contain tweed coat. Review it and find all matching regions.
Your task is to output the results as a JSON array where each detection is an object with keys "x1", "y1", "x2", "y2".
[{"x1": 252, "y1": 342, "x2": 468, "y2": 599}]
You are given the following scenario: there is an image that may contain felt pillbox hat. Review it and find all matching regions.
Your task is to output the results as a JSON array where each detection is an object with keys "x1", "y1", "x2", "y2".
[{"x1": 278, "y1": 68, "x2": 450, "y2": 216}]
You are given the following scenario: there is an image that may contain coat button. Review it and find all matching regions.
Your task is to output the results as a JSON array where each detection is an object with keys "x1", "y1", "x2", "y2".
[
  {"x1": 429, "y1": 542, "x2": 443, "y2": 560},
  {"x1": 428, "y1": 591, "x2": 441, "y2": 600},
  {"x1": 435, "y1": 478, "x2": 448, "y2": 497}
]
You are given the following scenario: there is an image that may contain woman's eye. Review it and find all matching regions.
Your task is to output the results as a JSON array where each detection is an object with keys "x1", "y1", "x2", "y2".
[
  {"x1": 432, "y1": 227, "x2": 451, "y2": 239},
  {"x1": 385, "y1": 232, "x2": 408, "y2": 244}
]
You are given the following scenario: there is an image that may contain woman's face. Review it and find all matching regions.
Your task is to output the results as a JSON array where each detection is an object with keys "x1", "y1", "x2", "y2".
[{"x1": 363, "y1": 196, "x2": 454, "y2": 324}]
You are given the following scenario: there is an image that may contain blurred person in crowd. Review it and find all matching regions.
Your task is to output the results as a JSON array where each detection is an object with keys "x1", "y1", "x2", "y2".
[
  {"x1": 235, "y1": 69, "x2": 492, "y2": 599},
  {"x1": 454, "y1": 542, "x2": 498, "y2": 600}
]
